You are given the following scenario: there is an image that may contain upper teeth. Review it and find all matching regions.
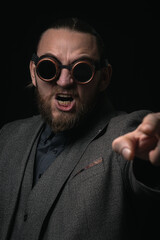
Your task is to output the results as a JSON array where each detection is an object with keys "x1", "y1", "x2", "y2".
[{"x1": 57, "y1": 94, "x2": 73, "y2": 101}]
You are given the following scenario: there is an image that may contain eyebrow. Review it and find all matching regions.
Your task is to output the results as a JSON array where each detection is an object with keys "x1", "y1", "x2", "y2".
[
  {"x1": 40, "y1": 53, "x2": 99, "y2": 64},
  {"x1": 40, "y1": 53, "x2": 61, "y2": 63},
  {"x1": 72, "y1": 56, "x2": 99, "y2": 64}
]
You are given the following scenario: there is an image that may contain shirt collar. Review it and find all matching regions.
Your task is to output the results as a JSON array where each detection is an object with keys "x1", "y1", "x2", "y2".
[{"x1": 40, "y1": 124, "x2": 54, "y2": 143}]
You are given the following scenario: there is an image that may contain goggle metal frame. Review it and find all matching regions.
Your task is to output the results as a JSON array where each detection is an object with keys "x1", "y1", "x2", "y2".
[{"x1": 32, "y1": 53, "x2": 108, "y2": 85}]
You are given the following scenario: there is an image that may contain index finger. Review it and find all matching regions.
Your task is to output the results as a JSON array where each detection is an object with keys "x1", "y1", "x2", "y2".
[{"x1": 138, "y1": 113, "x2": 160, "y2": 137}]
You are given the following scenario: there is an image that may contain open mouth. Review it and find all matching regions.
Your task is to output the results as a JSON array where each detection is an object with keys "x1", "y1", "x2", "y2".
[
  {"x1": 55, "y1": 94, "x2": 75, "y2": 111},
  {"x1": 56, "y1": 94, "x2": 73, "y2": 103},
  {"x1": 56, "y1": 94, "x2": 74, "y2": 105}
]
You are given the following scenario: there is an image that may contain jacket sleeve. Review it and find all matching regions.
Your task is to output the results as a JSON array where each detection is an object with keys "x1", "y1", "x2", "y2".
[
  {"x1": 116, "y1": 111, "x2": 160, "y2": 239},
  {"x1": 112, "y1": 110, "x2": 160, "y2": 194}
]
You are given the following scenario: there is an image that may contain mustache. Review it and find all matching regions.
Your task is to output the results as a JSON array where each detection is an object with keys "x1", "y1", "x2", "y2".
[
  {"x1": 35, "y1": 75, "x2": 78, "y2": 99},
  {"x1": 48, "y1": 86, "x2": 78, "y2": 100}
]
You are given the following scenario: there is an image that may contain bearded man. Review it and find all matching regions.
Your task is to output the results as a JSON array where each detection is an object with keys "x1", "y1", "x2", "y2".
[{"x1": 0, "y1": 18, "x2": 160, "y2": 240}]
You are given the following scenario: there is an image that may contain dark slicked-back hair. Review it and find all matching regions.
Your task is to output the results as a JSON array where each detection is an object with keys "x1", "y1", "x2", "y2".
[{"x1": 36, "y1": 18, "x2": 106, "y2": 62}]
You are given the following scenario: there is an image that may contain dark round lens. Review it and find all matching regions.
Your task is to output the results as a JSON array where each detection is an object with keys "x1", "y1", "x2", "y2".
[
  {"x1": 73, "y1": 62, "x2": 93, "y2": 83},
  {"x1": 37, "y1": 59, "x2": 57, "y2": 80}
]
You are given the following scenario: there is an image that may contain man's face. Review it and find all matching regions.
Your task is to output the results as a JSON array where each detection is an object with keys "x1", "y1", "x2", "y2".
[{"x1": 30, "y1": 28, "x2": 109, "y2": 132}]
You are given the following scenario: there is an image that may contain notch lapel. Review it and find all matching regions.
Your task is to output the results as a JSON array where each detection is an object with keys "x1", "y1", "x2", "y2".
[
  {"x1": 0, "y1": 116, "x2": 43, "y2": 239},
  {"x1": 20, "y1": 109, "x2": 117, "y2": 239},
  {"x1": 22, "y1": 131, "x2": 96, "y2": 239}
]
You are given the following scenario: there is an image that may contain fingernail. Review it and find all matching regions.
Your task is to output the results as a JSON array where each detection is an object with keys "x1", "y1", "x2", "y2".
[{"x1": 122, "y1": 148, "x2": 132, "y2": 160}]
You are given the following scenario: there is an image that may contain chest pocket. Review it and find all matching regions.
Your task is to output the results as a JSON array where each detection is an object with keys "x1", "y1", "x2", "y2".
[{"x1": 70, "y1": 157, "x2": 105, "y2": 183}]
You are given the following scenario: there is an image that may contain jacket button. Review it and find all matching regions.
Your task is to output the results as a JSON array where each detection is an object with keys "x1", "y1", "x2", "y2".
[{"x1": 24, "y1": 213, "x2": 28, "y2": 222}]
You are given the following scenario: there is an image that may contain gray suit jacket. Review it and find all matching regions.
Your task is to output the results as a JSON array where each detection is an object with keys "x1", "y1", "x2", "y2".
[{"x1": 0, "y1": 106, "x2": 160, "y2": 240}]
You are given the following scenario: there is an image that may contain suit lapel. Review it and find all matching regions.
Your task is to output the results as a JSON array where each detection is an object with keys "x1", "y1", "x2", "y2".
[
  {"x1": 11, "y1": 116, "x2": 44, "y2": 197},
  {"x1": 1, "y1": 116, "x2": 44, "y2": 238},
  {"x1": 21, "y1": 109, "x2": 117, "y2": 239}
]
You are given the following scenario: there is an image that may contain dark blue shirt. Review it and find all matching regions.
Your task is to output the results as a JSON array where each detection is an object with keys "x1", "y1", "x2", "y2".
[{"x1": 34, "y1": 124, "x2": 70, "y2": 185}]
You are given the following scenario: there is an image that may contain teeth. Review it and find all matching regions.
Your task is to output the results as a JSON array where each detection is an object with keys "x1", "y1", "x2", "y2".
[
  {"x1": 58, "y1": 100, "x2": 71, "y2": 106},
  {"x1": 59, "y1": 94, "x2": 69, "y2": 97},
  {"x1": 56, "y1": 94, "x2": 73, "y2": 102}
]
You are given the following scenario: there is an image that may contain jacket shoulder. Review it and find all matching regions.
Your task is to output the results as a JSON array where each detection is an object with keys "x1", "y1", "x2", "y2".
[
  {"x1": 0, "y1": 115, "x2": 43, "y2": 140},
  {"x1": 107, "y1": 110, "x2": 151, "y2": 138}
]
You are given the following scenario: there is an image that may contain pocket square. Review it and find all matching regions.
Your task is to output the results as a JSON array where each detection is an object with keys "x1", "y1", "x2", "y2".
[{"x1": 74, "y1": 158, "x2": 103, "y2": 177}]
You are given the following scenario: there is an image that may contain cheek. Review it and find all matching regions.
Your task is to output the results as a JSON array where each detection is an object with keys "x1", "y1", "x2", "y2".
[
  {"x1": 37, "y1": 80, "x2": 54, "y2": 98},
  {"x1": 77, "y1": 80, "x2": 100, "y2": 104}
]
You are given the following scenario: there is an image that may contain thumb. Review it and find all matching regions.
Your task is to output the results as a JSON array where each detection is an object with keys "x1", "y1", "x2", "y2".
[{"x1": 112, "y1": 134, "x2": 136, "y2": 161}]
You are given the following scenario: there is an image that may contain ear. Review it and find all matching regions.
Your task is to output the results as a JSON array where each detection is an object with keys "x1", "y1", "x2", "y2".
[
  {"x1": 99, "y1": 64, "x2": 112, "y2": 92},
  {"x1": 29, "y1": 61, "x2": 37, "y2": 87}
]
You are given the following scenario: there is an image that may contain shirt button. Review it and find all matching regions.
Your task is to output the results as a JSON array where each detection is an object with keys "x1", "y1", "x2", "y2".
[
  {"x1": 39, "y1": 173, "x2": 42, "y2": 179},
  {"x1": 24, "y1": 213, "x2": 28, "y2": 222}
]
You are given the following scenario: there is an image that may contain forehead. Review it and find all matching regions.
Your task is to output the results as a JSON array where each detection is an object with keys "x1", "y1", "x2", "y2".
[{"x1": 37, "y1": 28, "x2": 100, "y2": 61}]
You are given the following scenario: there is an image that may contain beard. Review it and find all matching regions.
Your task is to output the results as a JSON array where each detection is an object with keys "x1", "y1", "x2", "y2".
[{"x1": 35, "y1": 86, "x2": 97, "y2": 133}]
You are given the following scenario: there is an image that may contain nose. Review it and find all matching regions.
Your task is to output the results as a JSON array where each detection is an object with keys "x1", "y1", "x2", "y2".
[{"x1": 56, "y1": 68, "x2": 74, "y2": 88}]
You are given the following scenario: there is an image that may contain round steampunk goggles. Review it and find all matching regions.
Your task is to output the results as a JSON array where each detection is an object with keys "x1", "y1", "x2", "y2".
[{"x1": 32, "y1": 53, "x2": 107, "y2": 84}]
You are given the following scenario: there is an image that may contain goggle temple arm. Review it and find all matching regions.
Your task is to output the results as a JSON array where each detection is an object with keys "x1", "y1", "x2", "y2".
[{"x1": 31, "y1": 53, "x2": 39, "y2": 65}]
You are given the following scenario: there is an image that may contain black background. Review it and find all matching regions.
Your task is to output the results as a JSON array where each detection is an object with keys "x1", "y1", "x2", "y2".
[{"x1": 1, "y1": 1, "x2": 159, "y2": 128}]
